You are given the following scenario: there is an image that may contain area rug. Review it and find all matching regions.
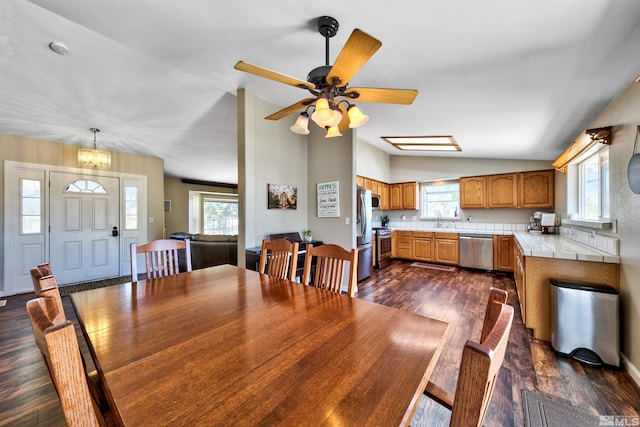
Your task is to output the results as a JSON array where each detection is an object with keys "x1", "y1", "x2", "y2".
[
  {"x1": 58, "y1": 275, "x2": 133, "y2": 296},
  {"x1": 522, "y1": 389, "x2": 599, "y2": 426},
  {"x1": 410, "y1": 262, "x2": 456, "y2": 272}
]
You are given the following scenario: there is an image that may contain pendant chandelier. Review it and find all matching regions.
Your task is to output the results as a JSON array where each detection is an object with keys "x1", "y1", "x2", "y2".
[{"x1": 78, "y1": 128, "x2": 111, "y2": 169}]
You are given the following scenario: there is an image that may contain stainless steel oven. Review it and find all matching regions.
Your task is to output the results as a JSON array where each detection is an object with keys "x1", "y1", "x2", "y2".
[{"x1": 374, "y1": 228, "x2": 392, "y2": 269}]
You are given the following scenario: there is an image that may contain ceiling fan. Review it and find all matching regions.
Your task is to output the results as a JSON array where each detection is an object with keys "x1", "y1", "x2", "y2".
[{"x1": 234, "y1": 16, "x2": 418, "y2": 137}]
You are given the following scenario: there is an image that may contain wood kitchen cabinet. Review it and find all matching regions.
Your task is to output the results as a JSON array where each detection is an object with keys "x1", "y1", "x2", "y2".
[
  {"x1": 434, "y1": 232, "x2": 459, "y2": 265},
  {"x1": 390, "y1": 184, "x2": 402, "y2": 210},
  {"x1": 356, "y1": 176, "x2": 364, "y2": 187},
  {"x1": 412, "y1": 231, "x2": 434, "y2": 261},
  {"x1": 378, "y1": 182, "x2": 390, "y2": 210},
  {"x1": 392, "y1": 230, "x2": 412, "y2": 259},
  {"x1": 488, "y1": 174, "x2": 518, "y2": 208},
  {"x1": 493, "y1": 235, "x2": 514, "y2": 272},
  {"x1": 402, "y1": 182, "x2": 419, "y2": 210},
  {"x1": 519, "y1": 170, "x2": 554, "y2": 208},
  {"x1": 460, "y1": 176, "x2": 487, "y2": 208},
  {"x1": 513, "y1": 240, "x2": 526, "y2": 321}
]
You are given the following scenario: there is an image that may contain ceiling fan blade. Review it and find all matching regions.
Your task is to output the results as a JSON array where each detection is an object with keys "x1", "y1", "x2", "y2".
[
  {"x1": 235, "y1": 61, "x2": 316, "y2": 90},
  {"x1": 343, "y1": 87, "x2": 418, "y2": 104},
  {"x1": 265, "y1": 98, "x2": 316, "y2": 120},
  {"x1": 337, "y1": 102, "x2": 351, "y2": 132},
  {"x1": 326, "y1": 29, "x2": 382, "y2": 87}
]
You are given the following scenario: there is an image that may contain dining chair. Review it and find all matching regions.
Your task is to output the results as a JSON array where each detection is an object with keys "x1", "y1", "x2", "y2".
[
  {"x1": 480, "y1": 287, "x2": 508, "y2": 343},
  {"x1": 30, "y1": 262, "x2": 54, "y2": 294},
  {"x1": 130, "y1": 238, "x2": 192, "y2": 281},
  {"x1": 26, "y1": 298, "x2": 114, "y2": 426},
  {"x1": 301, "y1": 243, "x2": 359, "y2": 297},
  {"x1": 35, "y1": 275, "x2": 66, "y2": 324},
  {"x1": 258, "y1": 239, "x2": 300, "y2": 281},
  {"x1": 423, "y1": 300, "x2": 514, "y2": 427}
]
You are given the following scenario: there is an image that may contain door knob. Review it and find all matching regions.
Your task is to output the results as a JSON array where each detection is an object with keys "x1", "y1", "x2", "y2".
[{"x1": 112, "y1": 226, "x2": 119, "y2": 237}]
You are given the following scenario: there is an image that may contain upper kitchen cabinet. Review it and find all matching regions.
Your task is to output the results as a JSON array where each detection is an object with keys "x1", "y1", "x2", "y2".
[
  {"x1": 488, "y1": 173, "x2": 518, "y2": 208},
  {"x1": 460, "y1": 176, "x2": 487, "y2": 208},
  {"x1": 378, "y1": 182, "x2": 390, "y2": 210},
  {"x1": 390, "y1": 184, "x2": 402, "y2": 209},
  {"x1": 389, "y1": 182, "x2": 419, "y2": 210},
  {"x1": 519, "y1": 170, "x2": 554, "y2": 208},
  {"x1": 402, "y1": 182, "x2": 419, "y2": 210},
  {"x1": 461, "y1": 170, "x2": 554, "y2": 209}
]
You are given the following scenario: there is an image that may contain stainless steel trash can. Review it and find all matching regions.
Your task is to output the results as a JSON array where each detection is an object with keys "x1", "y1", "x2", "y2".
[{"x1": 550, "y1": 278, "x2": 619, "y2": 366}]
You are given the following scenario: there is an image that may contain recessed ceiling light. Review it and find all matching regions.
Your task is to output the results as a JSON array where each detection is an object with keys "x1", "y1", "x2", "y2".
[
  {"x1": 382, "y1": 135, "x2": 462, "y2": 152},
  {"x1": 49, "y1": 41, "x2": 70, "y2": 55}
]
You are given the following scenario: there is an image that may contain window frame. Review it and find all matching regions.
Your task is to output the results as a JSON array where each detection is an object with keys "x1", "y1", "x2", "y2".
[
  {"x1": 419, "y1": 180, "x2": 460, "y2": 220},
  {"x1": 577, "y1": 146, "x2": 609, "y2": 220}
]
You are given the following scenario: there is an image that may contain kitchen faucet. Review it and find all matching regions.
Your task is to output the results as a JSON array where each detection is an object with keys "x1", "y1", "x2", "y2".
[{"x1": 437, "y1": 213, "x2": 442, "y2": 228}]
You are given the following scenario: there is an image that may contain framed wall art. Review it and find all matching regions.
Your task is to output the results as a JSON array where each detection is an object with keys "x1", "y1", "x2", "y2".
[{"x1": 268, "y1": 183, "x2": 297, "y2": 209}]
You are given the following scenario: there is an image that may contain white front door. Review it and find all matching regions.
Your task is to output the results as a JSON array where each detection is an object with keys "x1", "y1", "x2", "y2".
[{"x1": 49, "y1": 172, "x2": 120, "y2": 284}]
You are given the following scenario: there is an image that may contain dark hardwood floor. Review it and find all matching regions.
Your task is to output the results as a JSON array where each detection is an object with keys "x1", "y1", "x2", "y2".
[{"x1": 1, "y1": 260, "x2": 639, "y2": 426}]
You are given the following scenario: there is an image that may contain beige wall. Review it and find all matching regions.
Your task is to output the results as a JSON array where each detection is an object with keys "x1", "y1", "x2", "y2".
[
  {"x1": 307, "y1": 125, "x2": 357, "y2": 253},
  {"x1": 0, "y1": 132, "x2": 165, "y2": 291},
  {"x1": 237, "y1": 89, "x2": 310, "y2": 266},
  {"x1": 576, "y1": 80, "x2": 640, "y2": 376},
  {"x1": 163, "y1": 178, "x2": 237, "y2": 237}
]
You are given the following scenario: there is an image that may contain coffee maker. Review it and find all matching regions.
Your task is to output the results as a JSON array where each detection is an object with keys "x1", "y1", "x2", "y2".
[{"x1": 528, "y1": 212, "x2": 543, "y2": 233}]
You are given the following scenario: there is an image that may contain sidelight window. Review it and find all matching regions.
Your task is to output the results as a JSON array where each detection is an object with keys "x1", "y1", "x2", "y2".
[{"x1": 21, "y1": 179, "x2": 42, "y2": 234}]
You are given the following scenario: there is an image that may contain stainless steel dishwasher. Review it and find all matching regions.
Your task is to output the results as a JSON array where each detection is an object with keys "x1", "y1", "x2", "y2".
[{"x1": 459, "y1": 234, "x2": 494, "y2": 270}]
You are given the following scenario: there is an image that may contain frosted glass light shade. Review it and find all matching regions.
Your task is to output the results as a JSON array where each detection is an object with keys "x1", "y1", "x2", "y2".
[
  {"x1": 325, "y1": 126, "x2": 343, "y2": 138},
  {"x1": 290, "y1": 112, "x2": 310, "y2": 134},
  {"x1": 325, "y1": 109, "x2": 343, "y2": 128},
  {"x1": 311, "y1": 98, "x2": 333, "y2": 127},
  {"x1": 347, "y1": 105, "x2": 369, "y2": 128},
  {"x1": 77, "y1": 148, "x2": 111, "y2": 169}
]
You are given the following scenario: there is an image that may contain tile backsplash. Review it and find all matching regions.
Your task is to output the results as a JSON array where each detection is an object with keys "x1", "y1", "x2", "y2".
[{"x1": 559, "y1": 226, "x2": 620, "y2": 256}]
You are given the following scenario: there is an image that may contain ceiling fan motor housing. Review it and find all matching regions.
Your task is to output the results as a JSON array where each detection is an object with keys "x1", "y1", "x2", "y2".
[{"x1": 317, "y1": 16, "x2": 339, "y2": 38}]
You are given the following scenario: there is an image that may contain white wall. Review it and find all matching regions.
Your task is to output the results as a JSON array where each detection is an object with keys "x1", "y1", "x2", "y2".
[
  {"x1": 356, "y1": 138, "x2": 390, "y2": 182},
  {"x1": 237, "y1": 89, "x2": 310, "y2": 265},
  {"x1": 577, "y1": 79, "x2": 640, "y2": 376}
]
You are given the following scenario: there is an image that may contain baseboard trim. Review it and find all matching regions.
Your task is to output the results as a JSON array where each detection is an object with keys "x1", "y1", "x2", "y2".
[{"x1": 621, "y1": 352, "x2": 640, "y2": 388}]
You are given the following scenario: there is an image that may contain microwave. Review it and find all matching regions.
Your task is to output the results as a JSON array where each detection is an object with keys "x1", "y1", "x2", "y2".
[{"x1": 371, "y1": 194, "x2": 381, "y2": 210}]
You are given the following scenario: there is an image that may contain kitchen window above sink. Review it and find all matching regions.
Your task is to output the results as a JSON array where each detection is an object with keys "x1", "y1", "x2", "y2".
[{"x1": 420, "y1": 180, "x2": 460, "y2": 220}]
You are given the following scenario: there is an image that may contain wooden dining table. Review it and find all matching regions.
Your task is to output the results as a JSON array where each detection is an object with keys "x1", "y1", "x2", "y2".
[{"x1": 70, "y1": 264, "x2": 450, "y2": 426}]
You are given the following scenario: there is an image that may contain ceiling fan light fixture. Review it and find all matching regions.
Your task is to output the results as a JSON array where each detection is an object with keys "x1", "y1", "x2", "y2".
[
  {"x1": 311, "y1": 98, "x2": 334, "y2": 127},
  {"x1": 290, "y1": 112, "x2": 310, "y2": 134},
  {"x1": 325, "y1": 126, "x2": 343, "y2": 138},
  {"x1": 325, "y1": 108, "x2": 343, "y2": 128},
  {"x1": 347, "y1": 104, "x2": 369, "y2": 128}
]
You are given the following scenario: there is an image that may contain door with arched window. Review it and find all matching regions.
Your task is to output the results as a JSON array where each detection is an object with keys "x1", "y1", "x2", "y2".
[{"x1": 49, "y1": 172, "x2": 120, "y2": 284}]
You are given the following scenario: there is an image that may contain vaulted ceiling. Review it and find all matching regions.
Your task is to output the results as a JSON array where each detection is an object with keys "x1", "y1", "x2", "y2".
[{"x1": 2, "y1": 1, "x2": 640, "y2": 184}]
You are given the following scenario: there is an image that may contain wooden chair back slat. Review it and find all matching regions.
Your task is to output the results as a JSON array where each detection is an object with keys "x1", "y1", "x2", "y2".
[
  {"x1": 131, "y1": 239, "x2": 192, "y2": 282},
  {"x1": 480, "y1": 287, "x2": 508, "y2": 343},
  {"x1": 449, "y1": 303, "x2": 514, "y2": 427},
  {"x1": 30, "y1": 263, "x2": 53, "y2": 294},
  {"x1": 258, "y1": 239, "x2": 299, "y2": 281},
  {"x1": 26, "y1": 299, "x2": 106, "y2": 427},
  {"x1": 302, "y1": 243, "x2": 358, "y2": 297}
]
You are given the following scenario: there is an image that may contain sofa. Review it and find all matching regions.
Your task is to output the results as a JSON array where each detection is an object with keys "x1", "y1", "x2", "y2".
[{"x1": 170, "y1": 232, "x2": 238, "y2": 270}]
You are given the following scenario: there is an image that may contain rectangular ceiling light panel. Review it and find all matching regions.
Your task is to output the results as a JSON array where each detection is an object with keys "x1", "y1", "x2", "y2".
[{"x1": 382, "y1": 135, "x2": 461, "y2": 151}]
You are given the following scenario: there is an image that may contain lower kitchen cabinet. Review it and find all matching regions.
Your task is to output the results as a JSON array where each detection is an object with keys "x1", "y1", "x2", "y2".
[
  {"x1": 513, "y1": 238, "x2": 619, "y2": 341},
  {"x1": 493, "y1": 235, "x2": 514, "y2": 272},
  {"x1": 434, "y1": 233, "x2": 459, "y2": 265},
  {"x1": 412, "y1": 232, "x2": 434, "y2": 261},
  {"x1": 392, "y1": 230, "x2": 412, "y2": 259}
]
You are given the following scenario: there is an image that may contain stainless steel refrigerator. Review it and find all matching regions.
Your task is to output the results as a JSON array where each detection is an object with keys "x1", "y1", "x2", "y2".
[{"x1": 356, "y1": 187, "x2": 372, "y2": 281}]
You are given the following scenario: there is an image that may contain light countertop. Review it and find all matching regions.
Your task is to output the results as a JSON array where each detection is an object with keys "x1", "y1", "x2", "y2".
[{"x1": 513, "y1": 231, "x2": 620, "y2": 264}]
